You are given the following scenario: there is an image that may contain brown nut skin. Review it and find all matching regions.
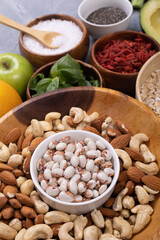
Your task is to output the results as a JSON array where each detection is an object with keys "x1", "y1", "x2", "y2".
[
  {"x1": 91, "y1": 114, "x2": 108, "y2": 132},
  {"x1": 110, "y1": 134, "x2": 131, "y2": 149},
  {"x1": 118, "y1": 171, "x2": 129, "y2": 183},
  {"x1": 124, "y1": 147, "x2": 145, "y2": 162},
  {"x1": 12, "y1": 169, "x2": 24, "y2": 178},
  {"x1": 127, "y1": 167, "x2": 145, "y2": 184},
  {"x1": 14, "y1": 209, "x2": 23, "y2": 220},
  {"x1": 0, "y1": 182, "x2": 6, "y2": 192},
  {"x1": 0, "y1": 171, "x2": 16, "y2": 185},
  {"x1": 83, "y1": 125, "x2": 101, "y2": 136},
  {"x1": 3, "y1": 185, "x2": 18, "y2": 197},
  {"x1": 22, "y1": 133, "x2": 34, "y2": 149},
  {"x1": 16, "y1": 193, "x2": 34, "y2": 207},
  {"x1": 125, "y1": 180, "x2": 135, "y2": 195},
  {"x1": 67, "y1": 117, "x2": 78, "y2": 128},
  {"x1": 104, "y1": 197, "x2": 115, "y2": 208},
  {"x1": 113, "y1": 181, "x2": 126, "y2": 196},
  {"x1": 85, "y1": 212, "x2": 93, "y2": 227},
  {"x1": 21, "y1": 206, "x2": 36, "y2": 219},
  {"x1": 1, "y1": 204, "x2": 14, "y2": 219},
  {"x1": 34, "y1": 214, "x2": 44, "y2": 224},
  {"x1": 98, "y1": 207, "x2": 119, "y2": 218},
  {"x1": 50, "y1": 223, "x2": 62, "y2": 236},
  {"x1": 0, "y1": 196, "x2": 8, "y2": 209},
  {"x1": 9, "y1": 198, "x2": 22, "y2": 209},
  {"x1": 3, "y1": 127, "x2": 21, "y2": 145},
  {"x1": 116, "y1": 120, "x2": 129, "y2": 134},
  {"x1": 23, "y1": 155, "x2": 31, "y2": 175},
  {"x1": 0, "y1": 163, "x2": 13, "y2": 172},
  {"x1": 25, "y1": 218, "x2": 34, "y2": 229},
  {"x1": 17, "y1": 135, "x2": 25, "y2": 152}
]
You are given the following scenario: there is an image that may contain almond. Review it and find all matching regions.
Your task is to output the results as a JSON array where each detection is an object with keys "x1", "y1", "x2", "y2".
[
  {"x1": 116, "y1": 120, "x2": 129, "y2": 134},
  {"x1": 0, "y1": 171, "x2": 16, "y2": 185},
  {"x1": 50, "y1": 223, "x2": 62, "y2": 236},
  {"x1": 16, "y1": 193, "x2": 34, "y2": 207},
  {"x1": 118, "y1": 171, "x2": 128, "y2": 182},
  {"x1": 91, "y1": 114, "x2": 108, "y2": 132},
  {"x1": 21, "y1": 206, "x2": 36, "y2": 219},
  {"x1": 110, "y1": 134, "x2": 131, "y2": 149},
  {"x1": 1, "y1": 204, "x2": 14, "y2": 219},
  {"x1": 9, "y1": 198, "x2": 22, "y2": 209},
  {"x1": 83, "y1": 126, "x2": 100, "y2": 136},
  {"x1": 0, "y1": 195, "x2": 8, "y2": 209},
  {"x1": 0, "y1": 163, "x2": 13, "y2": 172},
  {"x1": 127, "y1": 166, "x2": 145, "y2": 184},
  {"x1": 113, "y1": 181, "x2": 126, "y2": 196},
  {"x1": 124, "y1": 147, "x2": 145, "y2": 162},
  {"x1": 34, "y1": 214, "x2": 44, "y2": 225},
  {"x1": 125, "y1": 180, "x2": 135, "y2": 195},
  {"x1": 17, "y1": 135, "x2": 25, "y2": 152},
  {"x1": 22, "y1": 133, "x2": 34, "y2": 149},
  {"x1": 67, "y1": 117, "x2": 78, "y2": 128},
  {"x1": 0, "y1": 182, "x2": 6, "y2": 192},
  {"x1": 28, "y1": 137, "x2": 45, "y2": 151},
  {"x1": 12, "y1": 169, "x2": 24, "y2": 178},
  {"x1": 3, "y1": 185, "x2": 18, "y2": 198},
  {"x1": 98, "y1": 208, "x2": 119, "y2": 218},
  {"x1": 104, "y1": 197, "x2": 115, "y2": 208},
  {"x1": 106, "y1": 128, "x2": 122, "y2": 137},
  {"x1": 25, "y1": 218, "x2": 34, "y2": 229},
  {"x1": 23, "y1": 155, "x2": 31, "y2": 175},
  {"x1": 3, "y1": 127, "x2": 21, "y2": 145},
  {"x1": 14, "y1": 209, "x2": 23, "y2": 220},
  {"x1": 85, "y1": 212, "x2": 92, "y2": 227},
  {"x1": 141, "y1": 175, "x2": 160, "y2": 191}
]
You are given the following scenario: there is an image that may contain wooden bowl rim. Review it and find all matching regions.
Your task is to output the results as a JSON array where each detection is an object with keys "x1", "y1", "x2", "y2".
[
  {"x1": 136, "y1": 51, "x2": 160, "y2": 102},
  {"x1": 26, "y1": 60, "x2": 104, "y2": 99},
  {"x1": 90, "y1": 30, "x2": 160, "y2": 77},
  {"x1": 1, "y1": 86, "x2": 160, "y2": 124},
  {"x1": 19, "y1": 13, "x2": 88, "y2": 57}
]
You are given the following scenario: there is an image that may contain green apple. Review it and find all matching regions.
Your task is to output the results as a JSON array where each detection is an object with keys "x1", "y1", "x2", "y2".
[{"x1": 0, "y1": 53, "x2": 34, "y2": 98}]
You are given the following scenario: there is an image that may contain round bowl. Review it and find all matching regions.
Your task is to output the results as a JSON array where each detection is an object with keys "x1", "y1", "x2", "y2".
[
  {"x1": 136, "y1": 51, "x2": 160, "y2": 117},
  {"x1": 19, "y1": 14, "x2": 89, "y2": 68},
  {"x1": 26, "y1": 59, "x2": 103, "y2": 99},
  {"x1": 0, "y1": 87, "x2": 160, "y2": 239},
  {"x1": 78, "y1": 0, "x2": 133, "y2": 39},
  {"x1": 30, "y1": 130, "x2": 120, "y2": 214},
  {"x1": 90, "y1": 31, "x2": 160, "y2": 97}
]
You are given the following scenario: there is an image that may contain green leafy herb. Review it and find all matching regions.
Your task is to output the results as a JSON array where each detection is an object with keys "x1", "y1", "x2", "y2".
[{"x1": 30, "y1": 54, "x2": 100, "y2": 97}]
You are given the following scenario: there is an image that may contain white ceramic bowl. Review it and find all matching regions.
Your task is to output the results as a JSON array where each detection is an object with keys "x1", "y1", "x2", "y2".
[
  {"x1": 30, "y1": 130, "x2": 120, "y2": 214},
  {"x1": 78, "y1": 0, "x2": 133, "y2": 39}
]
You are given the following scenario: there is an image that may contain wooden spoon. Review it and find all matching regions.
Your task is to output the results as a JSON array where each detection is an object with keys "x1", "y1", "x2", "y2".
[{"x1": 0, "y1": 14, "x2": 62, "y2": 49}]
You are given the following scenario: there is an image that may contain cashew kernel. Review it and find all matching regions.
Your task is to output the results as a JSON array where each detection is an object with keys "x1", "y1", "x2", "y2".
[
  {"x1": 99, "y1": 233, "x2": 121, "y2": 240},
  {"x1": 135, "y1": 161, "x2": 159, "y2": 175},
  {"x1": 69, "y1": 107, "x2": 85, "y2": 124},
  {"x1": 15, "y1": 228, "x2": 26, "y2": 240},
  {"x1": 20, "y1": 179, "x2": 34, "y2": 195},
  {"x1": 31, "y1": 119, "x2": 44, "y2": 137},
  {"x1": 0, "y1": 222, "x2": 17, "y2": 240},
  {"x1": 133, "y1": 211, "x2": 151, "y2": 234},
  {"x1": 84, "y1": 225, "x2": 102, "y2": 240},
  {"x1": 44, "y1": 211, "x2": 70, "y2": 224},
  {"x1": 91, "y1": 209, "x2": 105, "y2": 228},
  {"x1": 131, "y1": 204, "x2": 153, "y2": 215},
  {"x1": 129, "y1": 133, "x2": 149, "y2": 151},
  {"x1": 74, "y1": 215, "x2": 88, "y2": 240},
  {"x1": 104, "y1": 219, "x2": 113, "y2": 234},
  {"x1": 9, "y1": 218, "x2": 22, "y2": 231},
  {"x1": 8, "y1": 143, "x2": 17, "y2": 155},
  {"x1": 62, "y1": 116, "x2": 75, "y2": 130},
  {"x1": 58, "y1": 222, "x2": 74, "y2": 240},
  {"x1": 135, "y1": 186, "x2": 150, "y2": 204},
  {"x1": 140, "y1": 144, "x2": 155, "y2": 163},
  {"x1": 122, "y1": 195, "x2": 135, "y2": 209},
  {"x1": 23, "y1": 224, "x2": 53, "y2": 240},
  {"x1": 83, "y1": 112, "x2": 99, "y2": 124},
  {"x1": 115, "y1": 149, "x2": 132, "y2": 169},
  {"x1": 113, "y1": 217, "x2": 132, "y2": 239},
  {"x1": 0, "y1": 142, "x2": 10, "y2": 162},
  {"x1": 30, "y1": 190, "x2": 49, "y2": 214},
  {"x1": 112, "y1": 188, "x2": 128, "y2": 211}
]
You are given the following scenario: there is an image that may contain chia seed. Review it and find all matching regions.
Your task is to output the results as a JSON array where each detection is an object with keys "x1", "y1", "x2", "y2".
[{"x1": 86, "y1": 7, "x2": 127, "y2": 25}]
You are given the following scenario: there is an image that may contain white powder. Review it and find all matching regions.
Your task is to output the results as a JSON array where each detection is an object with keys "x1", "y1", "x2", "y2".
[{"x1": 23, "y1": 19, "x2": 83, "y2": 55}]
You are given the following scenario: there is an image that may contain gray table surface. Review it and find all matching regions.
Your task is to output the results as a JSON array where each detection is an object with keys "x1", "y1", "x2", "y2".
[{"x1": 0, "y1": 0, "x2": 142, "y2": 63}]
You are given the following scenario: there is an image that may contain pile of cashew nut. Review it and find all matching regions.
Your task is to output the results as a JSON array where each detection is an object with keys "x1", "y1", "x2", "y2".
[{"x1": 0, "y1": 106, "x2": 159, "y2": 240}]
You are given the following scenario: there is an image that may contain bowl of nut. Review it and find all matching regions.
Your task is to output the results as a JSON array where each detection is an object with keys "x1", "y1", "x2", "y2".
[
  {"x1": 19, "y1": 14, "x2": 89, "y2": 68},
  {"x1": 136, "y1": 51, "x2": 160, "y2": 117},
  {"x1": 30, "y1": 130, "x2": 120, "y2": 214},
  {"x1": 0, "y1": 87, "x2": 160, "y2": 240},
  {"x1": 90, "y1": 31, "x2": 160, "y2": 97}
]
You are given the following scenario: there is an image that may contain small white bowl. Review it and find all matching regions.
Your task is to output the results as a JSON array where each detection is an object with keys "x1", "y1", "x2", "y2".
[
  {"x1": 30, "y1": 130, "x2": 120, "y2": 214},
  {"x1": 78, "y1": 0, "x2": 133, "y2": 39}
]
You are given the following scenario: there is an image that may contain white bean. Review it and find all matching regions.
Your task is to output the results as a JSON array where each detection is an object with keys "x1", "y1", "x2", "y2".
[
  {"x1": 71, "y1": 174, "x2": 80, "y2": 182},
  {"x1": 94, "y1": 157, "x2": 104, "y2": 165},
  {"x1": 52, "y1": 168, "x2": 63, "y2": 177},
  {"x1": 59, "y1": 179, "x2": 68, "y2": 192},
  {"x1": 52, "y1": 162, "x2": 60, "y2": 170},
  {"x1": 96, "y1": 140, "x2": 106, "y2": 150},
  {"x1": 79, "y1": 155, "x2": 87, "y2": 168},
  {"x1": 97, "y1": 171, "x2": 109, "y2": 184},
  {"x1": 86, "y1": 150, "x2": 98, "y2": 159},
  {"x1": 56, "y1": 142, "x2": 67, "y2": 151},
  {"x1": 53, "y1": 154, "x2": 64, "y2": 163},
  {"x1": 68, "y1": 180, "x2": 78, "y2": 195},
  {"x1": 44, "y1": 161, "x2": 54, "y2": 170},
  {"x1": 46, "y1": 186, "x2": 59, "y2": 197},
  {"x1": 60, "y1": 160, "x2": 68, "y2": 170},
  {"x1": 87, "y1": 179, "x2": 96, "y2": 189},
  {"x1": 101, "y1": 150, "x2": 112, "y2": 160},
  {"x1": 86, "y1": 160, "x2": 95, "y2": 171},
  {"x1": 99, "y1": 184, "x2": 107, "y2": 195},
  {"x1": 64, "y1": 152, "x2": 73, "y2": 160},
  {"x1": 59, "y1": 191, "x2": 74, "y2": 202},
  {"x1": 76, "y1": 142, "x2": 83, "y2": 150},
  {"x1": 70, "y1": 155, "x2": 79, "y2": 167},
  {"x1": 65, "y1": 143, "x2": 75, "y2": 153},
  {"x1": 81, "y1": 170, "x2": 91, "y2": 182},
  {"x1": 44, "y1": 169, "x2": 52, "y2": 180},
  {"x1": 48, "y1": 140, "x2": 58, "y2": 149},
  {"x1": 64, "y1": 166, "x2": 75, "y2": 179},
  {"x1": 83, "y1": 189, "x2": 93, "y2": 198},
  {"x1": 87, "y1": 140, "x2": 96, "y2": 150},
  {"x1": 74, "y1": 195, "x2": 83, "y2": 202},
  {"x1": 48, "y1": 178, "x2": 57, "y2": 187},
  {"x1": 78, "y1": 182, "x2": 86, "y2": 193},
  {"x1": 41, "y1": 180, "x2": 48, "y2": 191},
  {"x1": 104, "y1": 168, "x2": 114, "y2": 176},
  {"x1": 93, "y1": 189, "x2": 99, "y2": 198}
]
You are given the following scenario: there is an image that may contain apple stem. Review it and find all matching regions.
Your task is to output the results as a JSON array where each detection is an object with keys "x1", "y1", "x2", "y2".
[{"x1": 2, "y1": 62, "x2": 9, "y2": 69}]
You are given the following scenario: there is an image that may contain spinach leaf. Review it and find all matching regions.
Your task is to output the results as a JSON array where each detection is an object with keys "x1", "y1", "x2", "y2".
[{"x1": 30, "y1": 73, "x2": 45, "y2": 91}]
